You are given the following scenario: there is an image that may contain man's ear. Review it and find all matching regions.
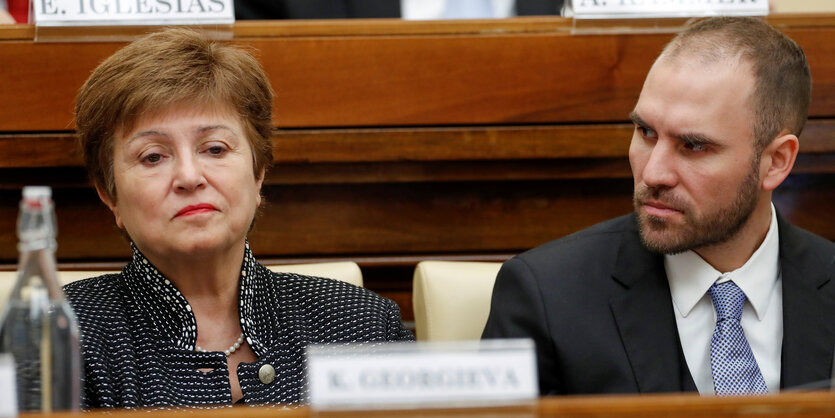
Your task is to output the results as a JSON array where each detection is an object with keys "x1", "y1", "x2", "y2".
[
  {"x1": 760, "y1": 131, "x2": 799, "y2": 191},
  {"x1": 95, "y1": 185, "x2": 123, "y2": 229}
]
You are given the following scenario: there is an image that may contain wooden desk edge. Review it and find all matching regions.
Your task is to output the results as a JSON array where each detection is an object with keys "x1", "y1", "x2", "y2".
[{"x1": 19, "y1": 391, "x2": 835, "y2": 417}]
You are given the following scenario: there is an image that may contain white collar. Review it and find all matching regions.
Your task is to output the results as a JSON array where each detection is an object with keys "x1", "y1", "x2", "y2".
[{"x1": 666, "y1": 203, "x2": 780, "y2": 320}]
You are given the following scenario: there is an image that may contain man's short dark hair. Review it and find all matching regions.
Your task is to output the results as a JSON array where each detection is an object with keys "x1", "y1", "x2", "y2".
[{"x1": 660, "y1": 16, "x2": 811, "y2": 154}]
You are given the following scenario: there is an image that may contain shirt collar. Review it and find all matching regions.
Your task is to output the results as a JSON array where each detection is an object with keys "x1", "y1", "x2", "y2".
[
  {"x1": 121, "y1": 241, "x2": 266, "y2": 353},
  {"x1": 666, "y1": 203, "x2": 781, "y2": 320}
]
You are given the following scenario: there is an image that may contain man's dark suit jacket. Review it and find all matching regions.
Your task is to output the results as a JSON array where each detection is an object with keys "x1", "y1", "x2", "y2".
[{"x1": 482, "y1": 213, "x2": 835, "y2": 395}]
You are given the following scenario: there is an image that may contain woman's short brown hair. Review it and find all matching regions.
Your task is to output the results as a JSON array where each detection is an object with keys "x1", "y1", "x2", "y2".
[{"x1": 75, "y1": 28, "x2": 274, "y2": 203}]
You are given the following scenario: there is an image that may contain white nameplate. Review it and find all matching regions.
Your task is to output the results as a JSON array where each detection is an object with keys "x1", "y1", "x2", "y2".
[
  {"x1": 306, "y1": 339, "x2": 538, "y2": 410},
  {"x1": 0, "y1": 354, "x2": 17, "y2": 417},
  {"x1": 570, "y1": 0, "x2": 768, "y2": 19},
  {"x1": 33, "y1": 0, "x2": 235, "y2": 27}
]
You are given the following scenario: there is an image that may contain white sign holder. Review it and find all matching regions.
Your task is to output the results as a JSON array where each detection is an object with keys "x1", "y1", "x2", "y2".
[
  {"x1": 564, "y1": 0, "x2": 769, "y2": 35},
  {"x1": 30, "y1": 0, "x2": 235, "y2": 42},
  {"x1": 33, "y1": 0, "x2": 234, "y2": 27},
  {"x1": 566, "y1": 0, "x2": 768, "y2": 19},
  {"x1": 306, "y1": 339, "x2": 538, "y2": 410}
]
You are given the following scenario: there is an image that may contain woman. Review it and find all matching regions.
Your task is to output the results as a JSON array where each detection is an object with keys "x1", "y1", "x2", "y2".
[{"x1": 65, "y1": 28, "x2": 413, "y2": 408}]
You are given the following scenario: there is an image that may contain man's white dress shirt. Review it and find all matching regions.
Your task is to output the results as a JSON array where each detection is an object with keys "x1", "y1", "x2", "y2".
[{"x1": 666, "y1": 204, "x2": 783, "y2": 394}]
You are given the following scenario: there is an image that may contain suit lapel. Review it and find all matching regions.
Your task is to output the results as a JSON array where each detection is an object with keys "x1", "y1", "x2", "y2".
[
  {"x1": 778, "y1": 216, "x2": 835, "y2": 389},
  {"x1": 609, "y1": 216, "x2": 694, "y2": 392}
]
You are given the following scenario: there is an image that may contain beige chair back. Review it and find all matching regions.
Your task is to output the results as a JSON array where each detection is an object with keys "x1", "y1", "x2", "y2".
[
  {"x1": 267, "y1": 262, "x2": 363, "y2": 288},
  {"x1": 412, "y1": 260, "x2": 502, "y2": 341},
  {"x1": 0, "y1": 261, "x2": 363, "y2": 312}
]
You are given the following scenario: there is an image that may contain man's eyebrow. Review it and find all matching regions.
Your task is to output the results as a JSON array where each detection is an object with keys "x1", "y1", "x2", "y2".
[
  {"x1": 676, "y1": 132, "x2": 722, "y2": 147},
  {"x1": 629, "y1": 111, "x2": 649, "y2": 127},
  {"x1": 629, "y1": 112, "x2": 722, "y2": 147}
]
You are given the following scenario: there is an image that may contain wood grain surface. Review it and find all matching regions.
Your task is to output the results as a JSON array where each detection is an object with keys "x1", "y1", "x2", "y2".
[{"x1": 19, "y1": 391, "x2": 835, "y2": 417}]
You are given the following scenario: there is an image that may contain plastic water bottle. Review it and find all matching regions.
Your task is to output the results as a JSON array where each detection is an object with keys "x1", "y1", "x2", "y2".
[{"x1": 0, "y1": 186, "x2": 81, "y2": 412}]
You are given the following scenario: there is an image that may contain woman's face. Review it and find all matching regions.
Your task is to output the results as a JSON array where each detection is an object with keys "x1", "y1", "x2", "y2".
[{"x1": 100, "y1": 103, "x2": 264, "y2": 261}]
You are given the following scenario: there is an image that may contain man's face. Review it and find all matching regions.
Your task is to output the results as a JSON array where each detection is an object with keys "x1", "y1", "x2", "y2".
[{"x1": 629, "y1": 56, "x2": 764, "y2": 254}]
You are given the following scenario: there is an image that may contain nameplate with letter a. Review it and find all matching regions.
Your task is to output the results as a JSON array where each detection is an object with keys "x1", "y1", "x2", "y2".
[
  {"x1": 306, "y1": 339, "x2": 537, "y2": 410},
  {"x1": 33, "y1": 0, "x2": 234, "y2": 27},
  {"x1": 568, "y1": 0, "x2": 769, "y2": 19}
]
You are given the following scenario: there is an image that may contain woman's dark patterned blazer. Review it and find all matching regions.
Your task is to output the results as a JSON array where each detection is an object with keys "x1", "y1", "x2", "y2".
[{"x1": 64, "y1": 243, "x2": 414, "y2": 409}]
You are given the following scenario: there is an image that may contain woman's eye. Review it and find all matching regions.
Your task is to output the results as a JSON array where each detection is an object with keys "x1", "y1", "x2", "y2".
[
  {"x1": 206, "y1": 145, "x2": 227, "y2": 156},
  {"x1": 141, "y1": 153, "x2": 163, "y2": 164}
]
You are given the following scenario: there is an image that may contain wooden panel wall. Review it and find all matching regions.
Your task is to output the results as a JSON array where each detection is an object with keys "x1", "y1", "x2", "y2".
[{"x1": 1, "y1": 16, "x2": 834, "y2": 318}]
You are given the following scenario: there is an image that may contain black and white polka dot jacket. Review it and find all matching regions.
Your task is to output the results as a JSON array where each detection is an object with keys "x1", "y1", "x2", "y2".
[{"x1": 63, "y1": 243, "x2": 414, "y2": 409}]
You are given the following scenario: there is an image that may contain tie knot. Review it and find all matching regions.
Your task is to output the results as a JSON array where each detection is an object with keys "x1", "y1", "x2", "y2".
[{"x1": 707, "y1": 281, "x2": 746, "y2": 321}]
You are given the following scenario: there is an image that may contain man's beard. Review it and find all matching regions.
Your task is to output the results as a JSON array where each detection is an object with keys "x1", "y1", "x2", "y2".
[{"x1": 634, "y1": 156, "x2": 761, "y2": 255}]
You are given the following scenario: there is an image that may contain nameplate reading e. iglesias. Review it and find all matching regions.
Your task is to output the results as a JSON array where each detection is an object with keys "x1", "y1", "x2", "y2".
[
  {"x1": 34, "y1": 0, "x2": 234, "y2": 26},
  {"x1": 41, "y1": 0, "x2": 226, "y2": 15}
]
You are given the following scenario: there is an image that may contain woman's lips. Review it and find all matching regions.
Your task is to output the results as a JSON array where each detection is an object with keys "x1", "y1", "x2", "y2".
[{"x1": 175, "y1": 203, "x2": 217, "y2": 218}]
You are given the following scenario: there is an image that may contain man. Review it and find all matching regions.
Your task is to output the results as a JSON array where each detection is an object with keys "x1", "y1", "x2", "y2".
[{"x1": 482, "y1": 16, "x2": 835, "y2": 396}]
